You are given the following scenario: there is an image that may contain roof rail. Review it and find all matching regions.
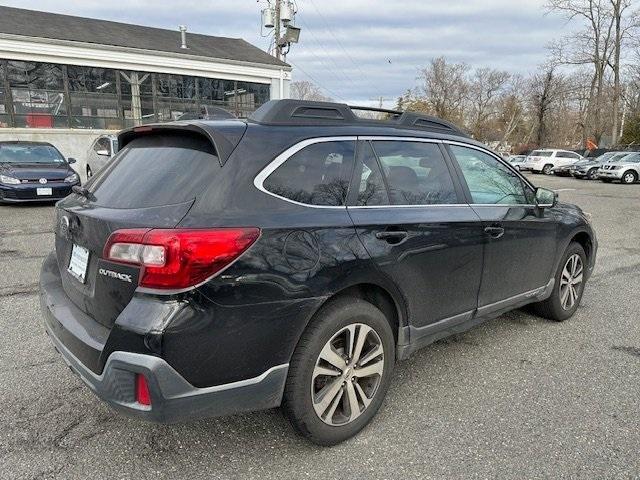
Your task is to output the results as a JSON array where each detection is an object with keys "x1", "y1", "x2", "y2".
[{"x1": 248, "y1": 100, "x2": 468, "y2": 137}]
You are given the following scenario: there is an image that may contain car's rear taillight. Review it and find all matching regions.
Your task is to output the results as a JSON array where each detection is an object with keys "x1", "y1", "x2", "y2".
[
  {"x1": 135, "y1": 373, "x2": 151, "y2": 406},
  {"x1": 103, "y1": 228, "x2": 260, "y2": 290}
]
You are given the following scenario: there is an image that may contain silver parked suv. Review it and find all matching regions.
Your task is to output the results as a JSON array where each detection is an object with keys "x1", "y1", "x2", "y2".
[
  {"x1": 85, "y1": 134, "x2": 118, "y2": 178},
  {"x1": 598, "y1": 152, "x2": 640, "y2": 184}
]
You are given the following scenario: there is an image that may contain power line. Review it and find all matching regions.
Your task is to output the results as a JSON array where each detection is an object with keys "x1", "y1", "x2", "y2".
[
  {"x1": 303, "y1": 0, "x2": 385, "y2": 100},
  {"x1": 294, "y1": 15, "x2": 363, "y2": 94},
  {"x1": 286, "y1": 59, "x2": 347, "y2": 102}
]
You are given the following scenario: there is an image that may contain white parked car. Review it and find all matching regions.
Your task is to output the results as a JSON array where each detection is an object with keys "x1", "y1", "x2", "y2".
[
  {"x1": 85, "y1": 135, "x2": 118, "y2": 178},
  {"x1": 521, "y1": 149, "x2": 584, "y2": 175}
]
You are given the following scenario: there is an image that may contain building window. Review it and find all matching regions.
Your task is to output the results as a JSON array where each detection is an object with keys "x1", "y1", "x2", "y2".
[
  {"x1": 68, "y1": 65, "x2": 121, "y2": 130},
  {"x1": 0, "y1": 62, "x2": 9, "y2": 127},
  {"x1": 0, "y1": 58, "x2": 272, "y2": 129},
  {"x1": 7, "y1": 61, "x2": 68, "y2": 128},
  {"x1": 155, "y1": 74, "x2": 199, "y2": 122}
]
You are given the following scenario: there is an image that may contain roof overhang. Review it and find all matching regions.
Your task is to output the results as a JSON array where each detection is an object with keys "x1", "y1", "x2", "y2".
[{"x1": 0, "y1": 33, "x2": 292, "y2": 83}]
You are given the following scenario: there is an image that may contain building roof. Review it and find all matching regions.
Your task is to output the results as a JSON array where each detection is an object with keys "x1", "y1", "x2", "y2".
[{"x1": 0, "y1": 5, "x2": 288, "y2": 69}]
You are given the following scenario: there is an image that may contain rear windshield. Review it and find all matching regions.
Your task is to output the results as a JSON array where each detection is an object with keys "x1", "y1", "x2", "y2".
[
  {"x1": 87, "y1": 133, "x2": 218, "y2": 208},
  {"x1": 530, "y1": 150, "x2": 553, "y2": 157},
  {"x1": 0, "y1": 144, "x2": 65, "y2": 164}
]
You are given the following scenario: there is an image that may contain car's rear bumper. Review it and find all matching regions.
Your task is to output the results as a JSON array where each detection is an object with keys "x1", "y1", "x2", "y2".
[
  {"x1": 42, "y1": 321, "x2": 288, "y2": 423},
  {"x1": 39, "y1": 252, "x2": 289, "y2": 423}
]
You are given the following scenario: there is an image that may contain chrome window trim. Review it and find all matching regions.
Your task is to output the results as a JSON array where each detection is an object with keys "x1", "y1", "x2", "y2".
[
  {"x1": 253, "y1": 136, "x2": 357, "y2": 210},
  {"x1": 348, "y1": 204, "x2": 467, "y2": 209},
  {"x1": 253, "y1": 135, "x2": 540, "y2": 210}
]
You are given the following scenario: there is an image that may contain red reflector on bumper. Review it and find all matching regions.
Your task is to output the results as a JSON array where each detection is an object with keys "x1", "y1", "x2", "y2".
[{"x1": 135, "y1": 373, "x2": 152, "y2": 406}]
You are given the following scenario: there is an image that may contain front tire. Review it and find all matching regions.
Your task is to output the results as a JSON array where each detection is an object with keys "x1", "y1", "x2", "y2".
[
  {"x1": 621, "y1": 170, "x2": 638, "y2": 184},
  {"x1": 532, "y1": 242, "x2": 587, "y2": 322},
  {"x1": 282, "y1": 297, "x2": 395, "y2": 446},
  {"x1": 587, "y1": 168, "x2": 598, "y2": 180}
]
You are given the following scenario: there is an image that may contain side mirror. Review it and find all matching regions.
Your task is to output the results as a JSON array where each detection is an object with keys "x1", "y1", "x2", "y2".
[
  {"x1": 96, "y1": 149, "x2": 110, "y2": 156},
  {"x1": 67, "y1": 157, "x2": 76, "y2": 164},
  {"x1": 535, "y1": 187, "x2": 557, "y2": 208}
]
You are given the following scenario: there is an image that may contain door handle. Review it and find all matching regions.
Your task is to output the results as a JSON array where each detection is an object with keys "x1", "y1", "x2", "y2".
[
  {"x1": 484, "y1": 226, "x2": 505, "y2": 239},
  {"x1": 375, "y1": 230, "x2": 408, "y2": 244}
]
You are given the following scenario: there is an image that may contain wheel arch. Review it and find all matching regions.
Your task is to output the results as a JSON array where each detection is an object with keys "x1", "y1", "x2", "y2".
[{"x1": 301, "y1": 282, "x2": 409, "y2": 359}]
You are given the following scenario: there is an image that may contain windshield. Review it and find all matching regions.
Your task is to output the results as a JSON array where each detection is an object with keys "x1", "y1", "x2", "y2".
[
  {"x1": 0, "y1": 144, "x2": 65, "y2": 164},
  {"x1": 530, "y1": 150, "x2": 553, "y2": 157}
]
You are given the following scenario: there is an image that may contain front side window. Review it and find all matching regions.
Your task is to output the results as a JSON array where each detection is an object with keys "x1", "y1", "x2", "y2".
[
  {"x1": 449, "y1": 145, "x2": 533, "y2": 205},
  {"x1": 371, "y1": 141, "x2": 458, "y2": 205},
  {"x1": 263, "y1": 141, "x2": 355, "y2": 206}
]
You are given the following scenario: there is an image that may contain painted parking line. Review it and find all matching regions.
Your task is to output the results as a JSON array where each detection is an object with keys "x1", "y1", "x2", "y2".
[{"x1": 553, "y1": 188, "x2": 576, "y2": 192}]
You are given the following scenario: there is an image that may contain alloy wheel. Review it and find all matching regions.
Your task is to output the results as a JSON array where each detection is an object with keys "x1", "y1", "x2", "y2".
[
  {"x1": 559, "y1": 254, "x2": 583, "y2": 310},
  {"x1": 622, "y1": 172, "x2": 636, "y2": 184},
  {"x1": 311, "y1": 323, "x2": 384, "y2": 426}
]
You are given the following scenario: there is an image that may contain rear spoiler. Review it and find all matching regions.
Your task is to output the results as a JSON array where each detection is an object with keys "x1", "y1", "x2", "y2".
[{"x1": 117, "y1": 121, "x2": 247, "y2": 166}]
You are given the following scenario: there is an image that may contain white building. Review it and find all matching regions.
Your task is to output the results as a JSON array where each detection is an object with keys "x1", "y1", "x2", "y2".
[{"x1": 0, "y1": 5, "x2": 291, "y2": 167}]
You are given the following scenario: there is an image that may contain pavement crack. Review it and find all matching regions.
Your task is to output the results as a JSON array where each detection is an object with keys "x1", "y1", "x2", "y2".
[
  {"x1": 612, "y1": 345, "x2": 640, "y2": 358},
  {"x1": 0, "y1": 283, "x2": 40, "y2": 297}
]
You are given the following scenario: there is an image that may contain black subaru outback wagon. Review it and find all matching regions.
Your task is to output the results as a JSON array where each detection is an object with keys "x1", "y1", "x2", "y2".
[{"x1": 40, "y1": 100, "x2": 597, "y2": 445}]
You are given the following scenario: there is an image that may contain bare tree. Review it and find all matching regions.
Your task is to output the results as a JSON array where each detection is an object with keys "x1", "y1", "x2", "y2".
[
  {"x1": 609, "y1": 0, "x2": 638, "y2": 144},
  {"x1": 529, "y1": 67, "x2": 565, "y2": 146},
  {"x1": 290, "y1": 80, "x2": 332, "y2": 102},
  {"x1": 418, "y1": 57, "x2": 469, "y2": 123},
  {"x1": 467, "y1": 67, "x2": 511, "y2": 141},
  {"x1": 547, "y1": 0, "x2": 615, "y2": 144}
]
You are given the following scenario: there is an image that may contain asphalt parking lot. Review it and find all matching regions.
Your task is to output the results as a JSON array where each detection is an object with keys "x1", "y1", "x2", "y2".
[{"x1": 1, "y1": 174, "x2": 639, "y2": 480}]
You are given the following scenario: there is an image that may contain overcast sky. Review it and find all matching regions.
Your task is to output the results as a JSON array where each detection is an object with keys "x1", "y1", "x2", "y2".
[{"x1": 0, "y1": 0, "x2": 572, "y2": 104}]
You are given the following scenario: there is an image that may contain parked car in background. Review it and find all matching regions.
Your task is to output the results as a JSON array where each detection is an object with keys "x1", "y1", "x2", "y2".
[
  {"x1": 598, "y1": 152, "x2": 640, "y2": 184},
  {"x1": 521, "y1": 149, "x2": 583, "y2": 174},
  {"x1": 40, "y1": 100, "x2": 597, "y2": 446},
  {"x1": 0, "y1": 141, "x2": 80, "y2": 203},
  {"x1": 86, "y1": 134, "x2": 118, "y2": 178},
  {"x1": 507, "y1": 155, "x2": 527, "y2": 170},
  {"x1": 571, "y1": 152, "x2": 630, "y2": 180}
]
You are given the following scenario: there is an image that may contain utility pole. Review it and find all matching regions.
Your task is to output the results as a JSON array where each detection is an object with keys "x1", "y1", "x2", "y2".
[{"x1": 274, "y1": 0, "x2": 281, "y2": 61}]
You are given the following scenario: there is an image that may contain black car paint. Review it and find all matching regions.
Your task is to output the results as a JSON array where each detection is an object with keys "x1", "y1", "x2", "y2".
[
  {"x1": 0, "y1": 142, "x2": 80, "y2": 202},
  {"x1": 41, "y1": 120, "x2": 597, "y2": 415}
]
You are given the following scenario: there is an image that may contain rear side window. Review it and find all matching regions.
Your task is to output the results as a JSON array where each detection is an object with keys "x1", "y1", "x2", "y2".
[
  {"x1": 263, "y1": 141, "x2": 355, "y2": 206},
  {"x1": 531, "y1": 150, "x2": 553, "y2": 157},
  {"x1": 556, "y1": 151, "x2": 580, "y2": 159},
  {"x1": 88, "y1": 133, "x2": 218, "y2": 208},
  {"x1": 371, "y1": 141, "x2": 458, "y2": 205}
]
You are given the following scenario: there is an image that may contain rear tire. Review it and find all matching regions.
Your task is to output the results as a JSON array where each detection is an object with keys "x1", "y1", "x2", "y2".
[
  {"x1": 621, "y1": 170, "x2": 638, "y2": 184},
  {"x1": 282, "y1": 297, "x2": 395, "y2": 446},
  {"x1": 531, "y1": 242, "x2": 587, "y2": 322},
  {"x1": 542, "y1": 164, "x2": 553, "y2": 175}
]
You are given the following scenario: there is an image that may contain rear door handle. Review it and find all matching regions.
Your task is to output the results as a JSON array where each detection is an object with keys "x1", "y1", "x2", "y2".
[
  {"x1": 375, "y1": 230, "x2": 408, "y2": 244},
  {"x1": 484, "y1": 226, "x2": 505, "y2": 239}
]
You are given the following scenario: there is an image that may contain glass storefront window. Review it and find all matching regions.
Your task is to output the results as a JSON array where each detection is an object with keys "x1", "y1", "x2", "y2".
[
  {"x1": 7, "y1": 61, "x2": 67, "y2": 128},
  {"x1": 0, "y1": 62, "x2": 9, "y2": 127},
  {"x1": 0, "y1": 58, "x2": 271, "y2": 128},
  {"x1": 68, "y1": 65, "x2": 121, "y2": 129}
]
